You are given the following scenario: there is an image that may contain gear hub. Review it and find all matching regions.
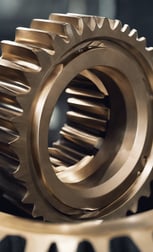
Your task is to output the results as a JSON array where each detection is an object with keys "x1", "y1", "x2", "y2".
[{"x1": 1, "y1": 13, "x2": 153, "y2": 222}]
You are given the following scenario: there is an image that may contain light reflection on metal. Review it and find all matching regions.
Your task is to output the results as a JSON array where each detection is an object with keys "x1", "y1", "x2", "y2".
[{"x1": 0, "y1": 13, "x2": 153, "y2": 225}]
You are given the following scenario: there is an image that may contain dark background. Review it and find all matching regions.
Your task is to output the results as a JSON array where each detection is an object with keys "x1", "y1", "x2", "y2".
[{"x1": 1, "y1": 0, "x2": 153, "y2": 45}]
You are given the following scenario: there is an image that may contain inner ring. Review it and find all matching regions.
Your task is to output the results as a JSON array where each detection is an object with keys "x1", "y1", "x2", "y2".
[{"x1": 33, "y1": 44, "x2": 149, "y2": 211}]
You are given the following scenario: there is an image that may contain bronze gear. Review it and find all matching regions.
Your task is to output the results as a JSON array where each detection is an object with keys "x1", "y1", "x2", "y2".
[{"x1": 1, "y1": 13, "x2": 153, "y2": 221}]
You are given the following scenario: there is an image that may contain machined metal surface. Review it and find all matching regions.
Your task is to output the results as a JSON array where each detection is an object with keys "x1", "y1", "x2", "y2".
[
  {"x1": 0, "y1": 210, "x2": 153, "y2": 252},
  {"x1": 1, "y1": 13, "x2": 153, "y2": 223}
]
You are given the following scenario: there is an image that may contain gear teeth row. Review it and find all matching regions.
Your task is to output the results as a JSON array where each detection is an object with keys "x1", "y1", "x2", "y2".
[
  {"x1": 49, "y1": 72, "x2": 109, "y2": 171},
  {"x1": 50, "y1": 13, "x2": 84, "y2": 35},
  {"x1": 1, "y1": 41, "x2": 41, "y2": 71},
  {"x1": 1, "y1": 210, "x2": 153, "y2": 252}
]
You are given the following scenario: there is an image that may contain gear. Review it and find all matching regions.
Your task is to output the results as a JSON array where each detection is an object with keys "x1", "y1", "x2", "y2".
[
  {"x1": 1, "y1": 13, "x2": 153, "y2": 222},
  {"x1": 0, "y1": 210, "x2": 153, "y2": 251}
]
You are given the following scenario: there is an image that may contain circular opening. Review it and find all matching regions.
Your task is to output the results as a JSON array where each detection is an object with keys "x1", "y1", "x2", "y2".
[{"x1": 48, "y1": 67, "x2": 126, "y2": 185}]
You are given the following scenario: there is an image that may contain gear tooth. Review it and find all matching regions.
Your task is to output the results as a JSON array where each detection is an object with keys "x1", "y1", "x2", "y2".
[
  {"x1": 31, "y1": 19, "x2": 72, "y2": 39},
  {"x1": 0, "y1": 78, "x2": 30, "y2": 96},
  {"x1": 0, "y1": 93, "x2": 23, "y2": 120},
  {"x1": 1, "y1": 40, "x2": 41, "y2": 72},
  {"x1": 22, "y1": 191, "x2": 33, "y2": 204},
  {"x1": 0, "y1": 143, "x2": 19, "y2": 173},
  {"x1": 109, "y1": 19, "x2": 122, "y2": 31},
  {"x1": 50, "y1": 13, "x2": 84, "y2": 35},
  {"x1": 84, "y1": 16, "x2": 97, "y2": 31},
  {"x1": 13, "y1": 166, "x2": 27, "y2": 181},
  {"x1": 15, "y1": 27, "x2": 55, "y2": 54},
  {"x1": 121, "y1": 24, "x2": 131, "y2": 34},
  {"x1": 0, "y1": 58, "x2": 27, "y2": 72},
  {"x1": 32, "y1": 205, "x2": 41, "y2": 218},
  {"x1": 128, "y1": 203, "x2": 138, "y2": 214},
  {"x1": 68, "y1": 14, "x2": 97, "y2": 31},
  {"x1": 95, "y1": 16, "x2": 105, "y2": 28},
  {"x1": 0, "y1": 119, "x2": 19, "y2": 144},
  {"x1": 128, "y1": 28, "x2": 138, "y2": 39},
  {"x1": 137, "y1": 36, "x2": 147, "y2": 48},
  {"x1": 99, "y1": 17, "x2": 111, "y2": 31}
]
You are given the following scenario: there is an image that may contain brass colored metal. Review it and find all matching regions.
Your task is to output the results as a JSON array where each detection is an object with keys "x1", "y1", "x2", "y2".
[
  {"x1": 0, "y1": 211, "x2": 153, "y2": 251},
  {"x1": 1, "y1": 13, "x2": 153, "y2": 222}
]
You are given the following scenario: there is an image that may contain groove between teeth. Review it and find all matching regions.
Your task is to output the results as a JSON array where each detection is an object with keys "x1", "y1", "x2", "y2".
[
  {"x1": 0, "y1": 79, "x2": 30, "y2": 96},
  {"x1": 67, "y1": 111, "x2": 107, "y2": 132},
  {"x1": 0, "y1": 95, "x2": 23, "y2": 119},
  {"x1": 0, "y1": 120, "x2": 18, "y2": 143},
  {"x1": 68, "y1": 97, "x2": 109, "y2": 119},
  {"x1": 50, "y1": 13, "x2": 84, "y2": 35},
  {"x1": 49, "y1": 77, "x2": 109, "y2": 173}
]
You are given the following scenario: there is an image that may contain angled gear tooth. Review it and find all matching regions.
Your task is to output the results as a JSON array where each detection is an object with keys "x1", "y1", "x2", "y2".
[
  {"x1": 68, "y1": 13, "x2": 97, "y2": 31},
  {"x1": 13, "y1": 166, "x2": 27, "y2": 181},
  {"x1": 32, "y1": 205, "x2": 41, "y2": 218},
  {"x1": 22, "y1": 191, "x2": 34, "y2": 204},
  {"x1": 31, "y1": 19, "x2": 72, "y2": 39},
  {"x1": 109, "y1": 19, "x2": 122, "y2": 31},
  {"x1": 67, "y1": 111, "x2": 107, "y2": 133},
  {"x1": 15, "y1": 27, "x2": 55, "y2": 53},
  {"x1": 128, "y1": 202, "x2": 138, "y2": 214},
  {"x1": 66, "y1": 86, "x2": 104, "y2": 99},
  {"x1": 49, "y1": 157, "x2": 68, "y2": 168},
  {"x1": 0, "y1": 119, "x2": 19, "y2": 143},
  {"x1": 50, "y1": 13, "x2": 84, "y2": 35},
  {"x1": 80, "y1": 69, "x2": 108, "y2": 96},
  {"x1": 53, "y1": 141, "x2": 85, "y2": 160},
  {"x1": 97, "y1": 17, "x2": 110, "y2": 30},
  {"x1": 0, "y1": 93, "x2": 23, "y2": 119},
  {"x1": 68, "y1": 97, "x2": 109, "y2": 119},
  {"x1": 128, "y1": 28, "x2": 138, "y2": 39},
  {"x1": 121, "y1": 24, "x2": 131, "y2": 34},
  {"x1": 1, "y1": 40, "x2": 41, "y2": 71},
  {"x1": 137, "y1": 36, "x2": 147, "y2": 48},
  {"x1": 49, "y1": 147, "x2": 78, "y2": 165},
  {"x1": 0, "y1": 78, "x2": 30, "y2": 96},
  {"x1": 0, "y1": 142, "x2": 19, "y2": 174},
  {"x1": 60, "y1": 124, "x2": 103, "y2": 150},
  {"x1": 0, "y1": 58, "x2": 29, "y2": 72},
  {"x1": 0, "y1": 62, "x2": 31, "y2": 97}
]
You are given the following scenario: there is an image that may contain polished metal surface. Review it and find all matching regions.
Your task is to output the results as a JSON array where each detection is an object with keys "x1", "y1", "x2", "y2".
[
  {"x1": 0, "y1": 13, "x2": 153, "y2": 223},
  {"x1": 0, "y1": 210, "x2": 153, "y2": 251}
]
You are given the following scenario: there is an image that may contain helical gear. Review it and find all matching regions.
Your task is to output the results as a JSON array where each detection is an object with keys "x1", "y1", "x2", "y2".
[{"x1": 1, "y1": 13, "x2": 153, "y2": 222}]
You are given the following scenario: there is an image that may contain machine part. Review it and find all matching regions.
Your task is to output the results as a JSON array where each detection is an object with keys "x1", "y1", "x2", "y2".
[
  {"x1": 0, "y1": 210, "x2": 153, "y2": 252},
  {"x1": 1, "y1": 13, "x2": 153, "y2": 222}
]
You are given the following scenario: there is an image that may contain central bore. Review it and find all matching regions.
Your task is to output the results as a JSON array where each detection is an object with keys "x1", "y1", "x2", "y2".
[{"x1": 48, "y1": 68, "x2": 111, "y2": 183}]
